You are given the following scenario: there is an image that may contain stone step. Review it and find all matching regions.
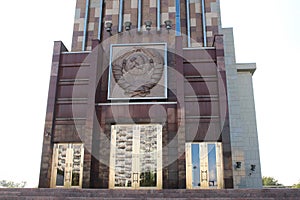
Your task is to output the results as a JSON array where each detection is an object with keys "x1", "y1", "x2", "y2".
[{"x1": 0, "y1": 188, "x2": 300, "y2": 200}]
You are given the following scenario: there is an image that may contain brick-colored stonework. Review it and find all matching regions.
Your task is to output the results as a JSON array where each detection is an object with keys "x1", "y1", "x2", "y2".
[{"x1": 71, "y1": 0, "x2": 220, "y2": 51}]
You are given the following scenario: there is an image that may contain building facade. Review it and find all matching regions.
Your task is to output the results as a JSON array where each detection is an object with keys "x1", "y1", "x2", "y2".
[{"x1": 39, "y1": 0, "x2": 262, "y2": 189}]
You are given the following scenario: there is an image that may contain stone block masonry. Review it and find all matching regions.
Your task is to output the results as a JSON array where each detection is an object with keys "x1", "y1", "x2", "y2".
[{"x1": 1, "y1": 188, "x2": 300, "y2": 200}]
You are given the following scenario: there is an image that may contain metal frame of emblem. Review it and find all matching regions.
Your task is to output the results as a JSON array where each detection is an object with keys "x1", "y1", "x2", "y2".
[{"x1": 108, "y1": 43, "x2": 168, "y2": 100}]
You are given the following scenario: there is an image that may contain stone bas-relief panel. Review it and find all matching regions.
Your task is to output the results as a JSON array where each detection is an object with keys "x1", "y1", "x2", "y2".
[
  {"x1": 50, "y1": 144, "x2": 84, "y2": 188},
  {"x1": 108, "y1": 43, "x2": 167, "y2": 100},
  {"x1": 114, "y1": 126, "x2": 134, "y2": 187},
  {"x1": 110, "y1": 124, "x2": 162, "y2": 189}
]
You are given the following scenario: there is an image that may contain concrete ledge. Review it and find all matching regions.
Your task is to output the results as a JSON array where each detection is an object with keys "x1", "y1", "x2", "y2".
[
  {"x1": 236, "y1": 63, "x2": 256, "y2": 74},
  {"x1": 0, "y1": 188, "x2": 300, "y2": 199}
]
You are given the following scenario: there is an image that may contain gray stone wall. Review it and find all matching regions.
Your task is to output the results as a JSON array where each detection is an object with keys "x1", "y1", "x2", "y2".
[
  {"x1": 236, "y1": 68, "x2": 262, "y2": 188},
  {"x1": 222, "y1": 28, "x2": 262, "y2": 188}
]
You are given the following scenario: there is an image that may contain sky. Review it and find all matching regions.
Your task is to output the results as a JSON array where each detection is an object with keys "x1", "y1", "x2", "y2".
[{"x1": 0, "y1": 0, "x2": 300, "y2": 187}]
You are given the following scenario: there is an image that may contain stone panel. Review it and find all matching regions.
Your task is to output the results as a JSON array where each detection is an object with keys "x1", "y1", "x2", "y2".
[
  {"x1": 2, "y1": 188, "x2": 300, "y2": 199},
  {"x1": 222, "y1": 28, "x2": 262, "y2": 188},
  {"x1": 39, "y1": 41, "x2": 68, "y2": 188}
]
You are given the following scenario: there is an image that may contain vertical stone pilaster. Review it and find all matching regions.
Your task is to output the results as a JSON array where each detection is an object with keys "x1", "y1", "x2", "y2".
[
  {"x1": 214, "y1": 34, "x2": 234, "y2": 188},
  {"x1": 82, "y1": 39, "x2": 102, "y2": 187},
  {"x1": 175, "y1": 36, "x2": 186, "y2": 188},
  {"x1": 39, "y1": 41, "x2": 68, "y2": 188}
]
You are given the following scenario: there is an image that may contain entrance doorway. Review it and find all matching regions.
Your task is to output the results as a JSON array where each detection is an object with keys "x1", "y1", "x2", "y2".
[
  {"x1": 186, "y1": 142, "x2": 223, "y2": 189},
  {"x1": 109, "y1": 124, "x2": 162, "y2": 189},
  {"x1": 50, "y1": 143, "x2": 84, "y2": 188}
]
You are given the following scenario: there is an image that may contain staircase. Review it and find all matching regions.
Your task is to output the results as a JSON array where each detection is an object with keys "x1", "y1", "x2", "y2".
[{"x1": 1, "y1": 188, "x2": 300, "y2": 200}]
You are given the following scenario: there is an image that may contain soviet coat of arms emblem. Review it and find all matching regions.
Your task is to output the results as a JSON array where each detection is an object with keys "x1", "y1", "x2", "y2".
[{"x1": 111, "y1": 47, "x2": 164, "y2": 97}]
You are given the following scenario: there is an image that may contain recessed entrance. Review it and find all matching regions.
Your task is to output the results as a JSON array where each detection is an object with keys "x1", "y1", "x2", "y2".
[
  {"x1": 109, "y1": 124, "x2": 162, "y2": 189},
  {"x1": 186, "y1": 142, "x2": 224, "y2": 189},
  {"x1": 50, "y1": 143, "x2": 84, "y2": 188}
]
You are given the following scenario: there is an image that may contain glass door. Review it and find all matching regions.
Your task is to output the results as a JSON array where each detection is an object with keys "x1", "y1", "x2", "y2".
[
  {"x1": 109, "y1": 124, "x2": 162, "y2": 189},
  {"x1": 186, "y1": 142, "x2": 223, "y2": 189},
  {"x1": 51, "y1": 143, "x2": 84, "y2": 188}
]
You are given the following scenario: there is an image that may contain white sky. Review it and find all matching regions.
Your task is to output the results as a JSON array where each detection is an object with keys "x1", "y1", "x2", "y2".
[{"x1": 0, "y1": 0, "x2": 299, "y2": 187}]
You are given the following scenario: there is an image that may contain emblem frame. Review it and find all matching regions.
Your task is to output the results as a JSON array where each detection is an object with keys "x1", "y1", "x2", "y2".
[{"x1": 107, "y1": 43, "x2": 168, "y2": 100}]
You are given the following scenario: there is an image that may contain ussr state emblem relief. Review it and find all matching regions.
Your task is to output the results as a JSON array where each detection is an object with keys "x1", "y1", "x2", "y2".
[{"x1": 111, "y1": 47, "x2": 165, "y2": 98}]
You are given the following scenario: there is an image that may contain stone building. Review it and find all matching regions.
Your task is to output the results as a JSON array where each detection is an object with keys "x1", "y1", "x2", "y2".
[{"x1": 39, "y1": 0, "x2": 262, "y2": 189}]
